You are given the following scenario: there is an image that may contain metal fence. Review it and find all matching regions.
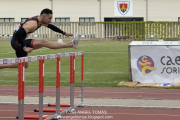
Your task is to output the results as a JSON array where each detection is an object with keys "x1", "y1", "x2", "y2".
[{"x1": 0, "y1": 22, "x2": 180, "y2": 41}]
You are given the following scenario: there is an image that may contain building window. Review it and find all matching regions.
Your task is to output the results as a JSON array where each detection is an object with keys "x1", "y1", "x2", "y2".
[
  {"x1": 79, "y1": 18, "x2": 95, "y2": 22},
  {"x1": 79, "y1": 18, "x2": 95, "y2": 26},
  {"x1": 104, "y1": 17, "x2": 144, "y2": 22},
  {"x1": 0, "y1": 18, "x2": 14, "y2": 22},
  {"x1": 55, "y1": 18, "x2": 70, "y2": 22},
  {"x1": 178, "y1": 17, "x2": 180, "y2": 22},
  {"x1": 21, "y1": 18, "x2": 28, "y2": 22}
]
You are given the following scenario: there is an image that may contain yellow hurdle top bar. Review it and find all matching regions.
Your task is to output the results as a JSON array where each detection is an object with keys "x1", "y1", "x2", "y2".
[{"x1": 0, "y1": 51, "x2": 84, "y2": 65}]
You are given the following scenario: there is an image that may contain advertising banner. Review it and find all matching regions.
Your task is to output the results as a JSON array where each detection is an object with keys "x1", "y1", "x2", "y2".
[{"x1": 130, "y1": 41, "x2": 180, "y2": 83}]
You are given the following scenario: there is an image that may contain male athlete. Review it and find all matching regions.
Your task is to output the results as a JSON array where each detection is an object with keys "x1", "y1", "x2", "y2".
[{"x1": 0, "y1": 8, "x2": 80, "y2": 69}]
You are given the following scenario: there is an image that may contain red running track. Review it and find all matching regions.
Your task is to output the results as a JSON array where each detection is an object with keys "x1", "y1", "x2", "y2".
[
  {"x1": 0, "y1": 86, "x2": 180, "y2": 120},
  {"x1": 0, "y1": 104, "x2": 180, "y2": 120},
  {"x1": 0, "y1": 86, "x2": 180, "y2": 100}
]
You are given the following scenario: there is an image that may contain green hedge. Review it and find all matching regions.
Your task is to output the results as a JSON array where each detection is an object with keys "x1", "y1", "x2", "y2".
[{"x1": 99, "y1": 22, "x2": 180, "y2": 40}]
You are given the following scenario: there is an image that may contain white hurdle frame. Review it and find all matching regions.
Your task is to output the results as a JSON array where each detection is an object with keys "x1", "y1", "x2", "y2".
[
  {"x1": 0, "y1": 52, "x2": 84, "y2": 120},
  {"x1": 34, "y1": 52, "x2": 84, "y2": 115}
]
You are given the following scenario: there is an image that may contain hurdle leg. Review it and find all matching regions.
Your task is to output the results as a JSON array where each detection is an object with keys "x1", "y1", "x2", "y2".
[
  {"x1": 43, "y1": 52, "x2": 84, "y2": 115},
  {"x1": 17, "y1": 59, "x2": 25, "y2": 120},
  {"x1": 22, "y1": 60, "x2": 25, "y2": 119},
  {"x1": 73, "y1": 52, "x2": 84, "y2": 109},
  {"x1": 24, "y1": 55, "x2": 60, "y2": 120},
  {"x1": 81, "y1": 53, "x2": 84, "y2": 106},
  {"x1": 69, "y1": 53, "x2": 75, "y2": 113},
  {"x1": 18, "y1": 59, "x2": 22, "y2": 120},
  {"x1": 55, "y1": 54, "x2": 61, "y2": 119},
  {"x1": 39, "y1": 56, "x2": 44, "y2": 120}
]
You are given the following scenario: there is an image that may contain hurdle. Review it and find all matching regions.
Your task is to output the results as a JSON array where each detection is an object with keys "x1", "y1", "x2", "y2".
[
  {"x1": 33, "y1": 52, "x2": 84, "y2": 114},
  {"x1": 0, "y1": 52, "x2": 84, "y2": 120}
]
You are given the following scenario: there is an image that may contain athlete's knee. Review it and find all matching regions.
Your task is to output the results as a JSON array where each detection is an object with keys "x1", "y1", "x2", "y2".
[
  {"x1": 38, "y1": 39, "x2": 48, "y2": 47},
  {"x1": 42, "y1": 39, "x2": 48, "y2": 45}
]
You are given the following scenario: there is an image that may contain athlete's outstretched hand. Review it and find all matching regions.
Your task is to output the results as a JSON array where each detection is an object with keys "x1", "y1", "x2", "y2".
[
  {"x1": 23, "y1": 47, "x2": 33, "y2": 53},
  {"x1": 65, "y1": 33, "x2": 73, "y2": 37}
]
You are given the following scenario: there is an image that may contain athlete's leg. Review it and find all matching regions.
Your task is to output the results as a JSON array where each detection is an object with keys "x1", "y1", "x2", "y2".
[
  {"x1": 33, "y1": 39, "x2": 73, "y2": 50},
  {"x1": 33, "y1": 33, "x2": 80, "y2": 50},
  {"x1": 0, "y1": 33, "x2": 80, "y2": 69}
]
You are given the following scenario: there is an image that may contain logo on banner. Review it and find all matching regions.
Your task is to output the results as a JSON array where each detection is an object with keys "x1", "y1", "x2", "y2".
[
  {"x1": 117, "y1": 1, "x2": 130, "y2": 15},
  {"x1": 137, "y1": 55, "x2": 156, "y2": 76}
]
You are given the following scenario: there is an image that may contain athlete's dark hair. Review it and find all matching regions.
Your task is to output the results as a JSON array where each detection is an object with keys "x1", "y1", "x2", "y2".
[{"x1": 40, "y1": 8, "x2": 53, "y2": 15}]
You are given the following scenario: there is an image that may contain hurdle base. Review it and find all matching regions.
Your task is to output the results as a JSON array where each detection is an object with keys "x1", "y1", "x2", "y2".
[
  {"x1": 69, "y1": 108, "x2": 75, "y2": 113},
  {"x1": 74, "y1": 102, "x2": 84, "y2": 108},
  {"x1": 16, "y1": 115, "x2": 61, "y2": 120},
  {"x1": 16, "y1": 115, "x2": 52, "y2": 119},
  {"x1": 34, "y1": 108, "x2": 65, "y2": 112},
  {"x1": 48, "y1": 103, "x2": 76, "y2": 107},
  {"x1": 19, "y1": 114, "x2": 60, "y2": 120},
  {"x1": 48, "y1": 103, "x2": 82, "y2": 107}
]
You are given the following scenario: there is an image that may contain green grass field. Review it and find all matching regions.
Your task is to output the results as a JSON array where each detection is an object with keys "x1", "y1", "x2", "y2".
[{"x1": 0, "y1": 40, "x2": 130, "y2": 87}]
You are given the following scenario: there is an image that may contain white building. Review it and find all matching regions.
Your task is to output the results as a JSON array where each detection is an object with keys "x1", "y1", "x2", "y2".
[{"x1": 0, "y1": 0, "x2": 180, "y2": 22}]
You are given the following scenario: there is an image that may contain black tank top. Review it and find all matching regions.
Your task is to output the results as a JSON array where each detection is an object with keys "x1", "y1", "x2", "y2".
[{"x1": 14, "y1": 16, "x2": 41, "y2": 36}]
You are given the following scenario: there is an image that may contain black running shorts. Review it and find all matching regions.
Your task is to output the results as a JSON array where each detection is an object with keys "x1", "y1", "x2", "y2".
[{"x1": 11, "y1": 34, "x2": 34, "y2": 58}]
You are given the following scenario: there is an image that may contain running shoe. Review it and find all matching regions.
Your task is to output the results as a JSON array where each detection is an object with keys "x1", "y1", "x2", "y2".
[{"x1": 72, "y1": 33, "x2": 80, "y2": 49}]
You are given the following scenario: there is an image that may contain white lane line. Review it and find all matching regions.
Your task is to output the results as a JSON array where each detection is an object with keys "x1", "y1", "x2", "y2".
[
  {"x1": 0, "y1": 71, "x2": 125, "y2": 74},
  {"x1": 0, "y1": 112, "x2": 179, "y2": 117},
  {"x1": 106, "y1": 113, "x2": 180, "y2": 117},
  {"x1": 0, "y1": 48, "x2": 49, "y2": 55},
  {"x1": 0, "y1": 88, "x2": 180, "y2": 95},
  {"x1": 0, "y1": 117, "x2": 16, "y2": 119},
  {"x1": 79, "y1": 43, "x2": 105, "y2": 47},
  {"x1": 0, "y1": 110, "x2": 17, "y2": 111},
  {"x1": 0, "y1": 80, "x2": 119, "y2": 84},
  {"x1": 0, "y1": 52, "x2": 14, "y2": 54},
  {"x1": 85, "y1": 52, "x2": 122, "y2": 53}
]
